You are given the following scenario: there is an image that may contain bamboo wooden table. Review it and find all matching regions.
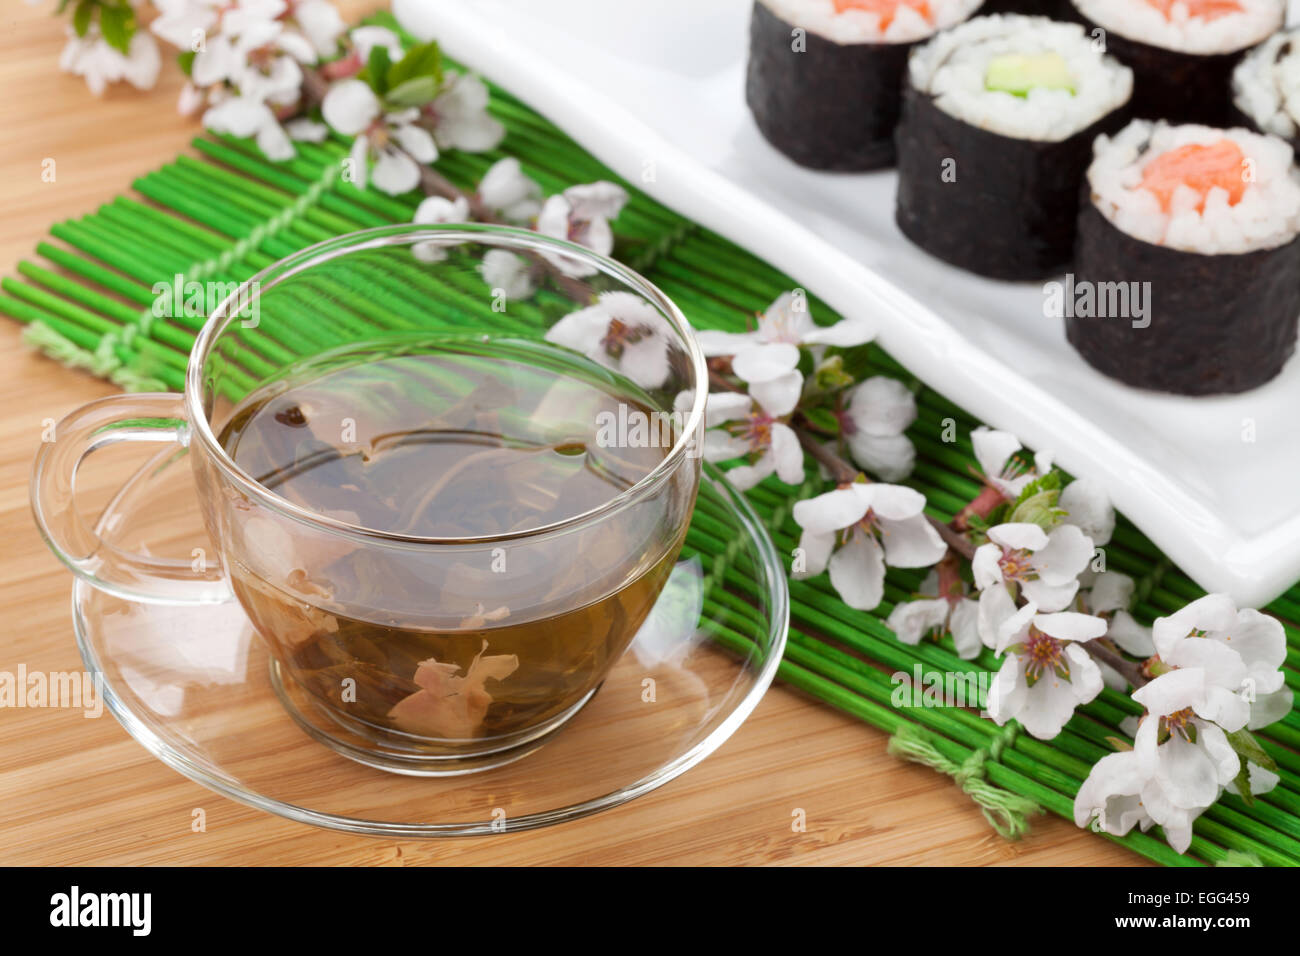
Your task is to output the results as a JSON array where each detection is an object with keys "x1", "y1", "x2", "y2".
[{"x1": 0, "y1": 1, "x2": 1140, "y2": 866}]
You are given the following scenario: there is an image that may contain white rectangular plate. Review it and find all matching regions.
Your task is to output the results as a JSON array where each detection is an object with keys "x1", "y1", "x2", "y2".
[{"x1": 395, "y1": 0, "x2": 1300, "y2": 606}]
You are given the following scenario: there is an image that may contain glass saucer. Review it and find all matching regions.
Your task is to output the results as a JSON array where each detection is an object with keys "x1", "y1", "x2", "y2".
[{"x1": 71, "y1": 448, "x2": 789, "y2": 836}]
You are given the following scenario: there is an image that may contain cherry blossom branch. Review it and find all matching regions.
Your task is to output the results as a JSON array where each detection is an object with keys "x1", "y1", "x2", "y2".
[
  {"x1": 794, "y1": 425, "x2": 976, "y2": 560},
  {"x1": 405, "y1": 150, "x2": 594, "y2": 301},
  {"x1": 1083, "y1": 640, "x2": 1149, "y2": 690},
  {"x1": 298, "y1": 65, "x2": 596, "y2": 303},
  {"x1": 954, "y1": 484, "x2": 1007, "y2": 531},
  {"x1": 301, "y1": 66, "x2": 331, "y2": 112}
]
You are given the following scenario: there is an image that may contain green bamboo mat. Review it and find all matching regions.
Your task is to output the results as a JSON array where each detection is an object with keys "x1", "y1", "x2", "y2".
[{"x1": 6, "y1": 15, "x2": 1300, "y2": 867}]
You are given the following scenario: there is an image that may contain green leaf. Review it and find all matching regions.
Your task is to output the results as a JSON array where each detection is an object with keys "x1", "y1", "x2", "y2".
[
  {"x1": 72, "y1": 0, "x2": 94, "y2": 38},
  {"x1": 1013, "y1": 468, "x2": 1062, "y2": 507},
  {"x1": 1104, "y1": 735, "x2": 1133, "y2": 752},
  {"x1": 385, "y1": 75, "x2": 439, "y2": 108},
  {"x1": 1008, "y1": 490, "x2": 1063, "y2": 530},
  {"x1": 1225, "y1": 728, "x2": 1279, "y2": 773},
  {"x1": 1233, "y1": 758, "x2": 1255, "y2": 806},
  {"x1": 99, "y1": 2, "x2": 134, "y2": 54},
  {"x1": 365, "y1": 44, "x2": 392, "y2": 95},
  {"x1": 387, "y1": 39, "x2": 443, "y2": 89},
  {"x1": 177, "y1": 49, "x2": 196, "y2": 77},
  {"x1": 811, "y1": 354, "x2": 854, "y2": 394},
  {"x1": 801, "y1": 406, "x2": 840, "y2": 436}
]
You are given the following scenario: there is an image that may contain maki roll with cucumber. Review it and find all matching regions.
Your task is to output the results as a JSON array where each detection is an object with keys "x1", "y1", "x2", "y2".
[
  {"x1": 745, "y1": 0, "x2": 985, "y2": 170},
  {"x1": 1068, "y1": 0, "x2": 1284, "y2": 126},
  {"x1": 1069, "y1": 121, "x2": 1300, "y2": 394},
  {"x1": 894, "y1": 14, "x2": 1133, "y2": 279},
  {"x1": 1232, "y1": 29, "x2": 1300, "y2": 155}
]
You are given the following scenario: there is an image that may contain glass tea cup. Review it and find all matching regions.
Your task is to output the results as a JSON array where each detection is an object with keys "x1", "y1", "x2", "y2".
[{"x1": 32, "y1": 225, "x2": 707, "y2": 774}]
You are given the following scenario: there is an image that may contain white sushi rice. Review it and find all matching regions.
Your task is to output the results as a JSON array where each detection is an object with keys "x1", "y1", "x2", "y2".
[
  {"x1": 909, "y1": 15, "x2": 1133, "y2": 141},
  {"x1": 1233, "y1": 29, "x2": 1300, "y2": 139},
  {"x1": 758, "y1": 0, "x2": 983, "y2": 45},
  {"x1": 1087, "y1": 120, "x2": 1300, "y2": 253},
  {"x1": 1073, "y1": 0, "x2": 1283, "y2": 56}
]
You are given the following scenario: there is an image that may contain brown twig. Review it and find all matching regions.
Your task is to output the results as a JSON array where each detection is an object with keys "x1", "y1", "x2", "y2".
[
  {"x1": 796, "y1": 427, "x2": 857, "y2": 484},
  {"x1": 708, "y1": 367, "x2": 745, "y2": 394},
  {"x1": 1083, "y1": 640, "x2": 1149, "y2": 690},
  {"x1": 300, "y1": 66, "x2": 331, "y2": 111},
  {"x1": 928, "y1": 515, "x2": 976, "y2": 561},
  {"x1": 954, "y1": 483, "x2": 1008, "y2": 531}
]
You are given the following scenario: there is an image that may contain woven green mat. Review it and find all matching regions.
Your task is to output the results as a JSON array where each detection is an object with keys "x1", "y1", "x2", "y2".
[{"x1": 6, "y1": 12, "x2": 1300, "y2": 867}]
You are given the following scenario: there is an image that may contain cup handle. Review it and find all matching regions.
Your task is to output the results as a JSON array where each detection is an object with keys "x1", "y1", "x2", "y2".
[{"x1": 31, "y1": 392, "x2": 233, "y2": 605}]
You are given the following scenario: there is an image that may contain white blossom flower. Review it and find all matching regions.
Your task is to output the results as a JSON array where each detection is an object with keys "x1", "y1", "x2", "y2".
[
  {"x1": 348, "y1": 25, "x2": 404, "y2": 65},
  {"x1": 426, "y1": 71, "x2": 505, "y2": 152},
  {"x1": 322, "y1": 78, "x2": 437, "y2": 194},
  {"x1": 1073, "y1": 750, "x2": 1161, "y2": 844},
  {"x1": 630, "y1": 559, "x2": 705, "y2": 669},
  {"x1": 177, "y1": 80, "x2": 210, "y2": 116},
  {"x1": 973, "y1": 522, "x2": 1095, "y2": 620},
  {"x1": 480, "y1": 250, "x2": 537, "y2": 301},
  {"x1": 1059, "y1": 477, "x2": 1115, "y2": 546},
  {"x1": 478, "y1": 157, "x2": 542, "y2": 224},
  {"x1": 1151, "y1": 594, "x2": 1290, "y2": 730},
  {"x1": 693, "y1": 291, "x2": 874, "y2": 360},
  {"x1": 839, "y1": 375, "x2": 916, "y2": 482},
  {"x1": 1078, "y1": 652, "x2": 1286, "y2": 853},
  {"x1": 698, "y1": 389, "x2": 804, "y2": 493},
  {"x1": 793, "y1": 483, "x2": 947, "y2": 612},
  {"x1": 202, "y1": 96, "x2": 300, "y2": 161},
  {"x1": 410, "y1": 196, "x2": 470, "y2": 262},
  {"x1": 60, "y1": 25, "x2": 160, "y2": 96},
  {"x1": 1081, "y1": 570, "x2": 1153, "y2": 654},
  {"x1": 149, "y1": 0, "x2": 220, "y2": 49},
  {"x1": 536, "y1": 181, "x2": 628, "y2": 276},
  {"x1": 985, "y1": 605, "x2": 1107, "y2": 739},
  {"x1": 216, "y1": 0, "x2": 287, "y2": 36},
  {"x1": 728, "y1": 342, "x2": 804, "y2": 429},
  {"x1": 886, "y1": 569, "x2": 981, "y2": 659},
  {"x1": 1128, "y1": 669, "x2": 1248, "y2": 852},
  {"x1": 192, "y1": 9, "x2": 316, "y2": 108},
  {"x1": 972, "y1": 427, "x2": 1052, "y2": 500},
  {"x1": 291, "y1": 0, "x2": 346, "y2": 58},
  {"x1": 545, "y1": 292, "x2": 674, "y2": 390}
]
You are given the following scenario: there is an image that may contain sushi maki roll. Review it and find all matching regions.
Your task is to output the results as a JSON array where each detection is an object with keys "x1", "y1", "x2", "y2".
[
  {"x1": 1068, "y1": 0, "x2": 1284, "y2": 127},
  {"x1": 895, "y1": 14, "x2": 1134, "y2": 279},
  {"x1": 745, "y1": 0, "x2": 985, "y2": 170},
  {"x1": 1232, "y1": 29, "x2": 1300, "y2": 155},
  {"x1": 1069, "y1": 121, "x2": 1300, "y2": 395}
]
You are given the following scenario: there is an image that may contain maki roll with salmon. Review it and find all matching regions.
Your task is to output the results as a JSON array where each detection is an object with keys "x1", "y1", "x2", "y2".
[
  {"x1": 745, "y1": 0, "x2": 985, "y2": 170},
  {"x1": 895, "y1": 15, "x2": 1133, "y2": 279},
  {"x1": 1232, "y1": 29, "x2": 1300, "y2": 155},
  {"x1": 1068, "y1": 0, "x2": 1284, "y2": 126},
  {"x1": 1069, "y1": 121, "x2": 1300, "y2": 394}
]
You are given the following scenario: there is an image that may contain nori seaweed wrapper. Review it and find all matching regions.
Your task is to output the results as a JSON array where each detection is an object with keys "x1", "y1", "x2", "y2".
[
  {"x1": 980, "y1": 0, "x2": 1064, "y2": 16},
  {"x1": 1066, "y1": 3, "x2": 1264, "y2": 126},
  {"x1": 745, "y1": 0, "x2": 923, "y2": 170},
  {"x1": 1068, "y1": 202, "x2": 1300, "y2": 394},
  {"x1": 894, "y1": 82, "x2": 1131, "y2": 279}
]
